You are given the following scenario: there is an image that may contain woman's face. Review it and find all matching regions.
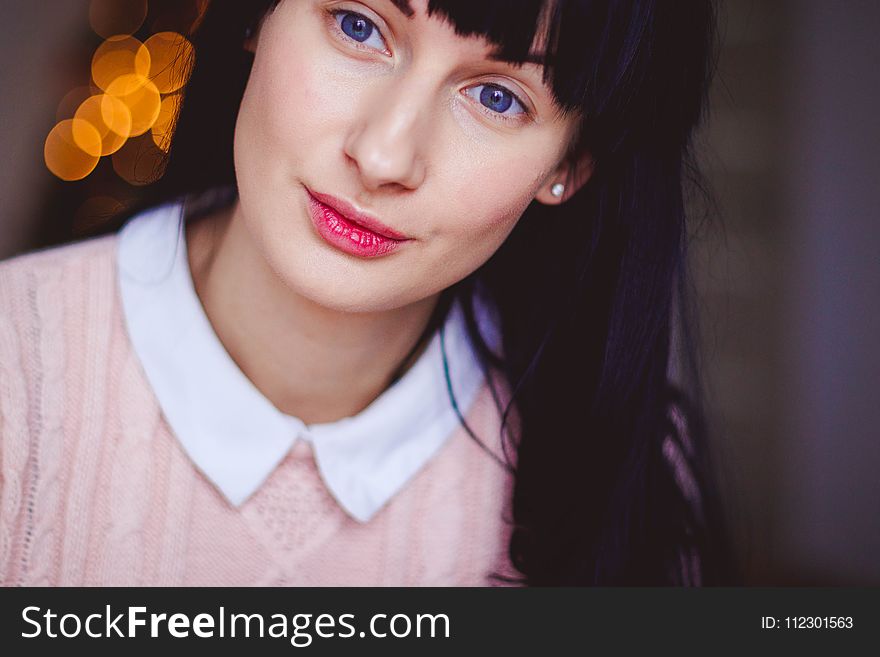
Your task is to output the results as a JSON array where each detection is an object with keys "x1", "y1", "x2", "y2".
[{"x1": 234, "y1": 0, "x2": 582, "y2": 313}]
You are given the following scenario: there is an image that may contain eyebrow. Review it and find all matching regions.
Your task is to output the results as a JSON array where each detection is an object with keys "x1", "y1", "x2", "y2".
[{"x1": 389, "y1": 0, "x2": 415, "y2": 18}]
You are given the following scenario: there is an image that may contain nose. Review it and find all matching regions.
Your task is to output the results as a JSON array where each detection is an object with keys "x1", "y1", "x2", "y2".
[{"x1": 343, "y1": 77, "x2": 429, "y2": 192}]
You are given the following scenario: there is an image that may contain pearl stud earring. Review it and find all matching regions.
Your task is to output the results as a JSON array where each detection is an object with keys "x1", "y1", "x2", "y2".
[{"x1": 550, "y1": 183, "x2": 565, "y2": 198}]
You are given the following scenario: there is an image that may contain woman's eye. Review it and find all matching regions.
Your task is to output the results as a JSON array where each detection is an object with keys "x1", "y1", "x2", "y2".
[
  {"x1": 464, "y1": 84, "x2": 527, "y2": 119},
  {"x1": 333, "y1": 11, "x2": 388, "y2": 51}
]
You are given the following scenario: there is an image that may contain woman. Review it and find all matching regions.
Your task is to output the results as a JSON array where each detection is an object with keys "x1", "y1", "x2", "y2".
[{"x1": 0, "y1": 0, "x2": 739, "y2": 585}]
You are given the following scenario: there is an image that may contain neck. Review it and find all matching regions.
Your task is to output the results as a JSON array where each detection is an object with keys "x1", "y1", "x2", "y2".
[{"x1": 185, "y1": 201, "x2": 440, "y2": 425}]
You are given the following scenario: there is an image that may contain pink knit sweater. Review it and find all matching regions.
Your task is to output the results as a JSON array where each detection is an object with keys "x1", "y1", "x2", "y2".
[{"x1": 0, "y1": 235, "x2": 518, "y2": 586}]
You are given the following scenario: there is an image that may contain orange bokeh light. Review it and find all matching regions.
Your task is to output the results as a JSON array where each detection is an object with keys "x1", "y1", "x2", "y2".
[
  {"x1": 45, "y1": 119, "x2": 102, "y2": 181},
  {"x1": 92, "y1": 36, "x2": 151, "y2": 92},
  {"x1": 56, "y1": 86, "x2": 94, "y2": 122},
  {"x1": 112, "y1": 134, "x2": 167, "y2": 186},
  {"x1": 152, "y1": 94, "x2": 182, "y2": 152},
  {"x1": 139, "y1": 32, "x2": 195, "y2": 94},
  {"x1": 73, "y1": 95, "x2": 133, "y2": 156},
  {"x1": 89, "y1": 0, "x2": 148, "y2": 39},
  {"x1": 50, "y1": 11, "x2": 200, "y2": 183},
  {"x1": 106, "y1": 75, "x2": 162, "y2": 137}
]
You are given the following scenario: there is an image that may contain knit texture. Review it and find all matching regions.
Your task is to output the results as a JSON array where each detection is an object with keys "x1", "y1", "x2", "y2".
[{"x1": 0, "y1": 235, "x2": 519, "y2": 586}]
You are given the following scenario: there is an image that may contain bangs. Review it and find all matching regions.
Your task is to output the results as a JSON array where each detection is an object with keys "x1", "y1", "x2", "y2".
[{"x1": 423, "y1": 0, "x2": 617, "y2": 114}]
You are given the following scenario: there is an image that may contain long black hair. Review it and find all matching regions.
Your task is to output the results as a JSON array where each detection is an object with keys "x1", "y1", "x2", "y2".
[{"x1": 105, "y1": 0, "x2": 741, "y2": 585}]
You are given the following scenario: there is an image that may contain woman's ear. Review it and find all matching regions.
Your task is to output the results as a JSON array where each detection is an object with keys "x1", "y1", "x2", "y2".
[{"x1": 534, "y1": 152, "x2": 594, "y2": 205}]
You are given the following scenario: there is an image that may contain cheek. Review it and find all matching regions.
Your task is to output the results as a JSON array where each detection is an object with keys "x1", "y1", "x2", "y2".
[
  {"x1": 236, "y1": 10, "x2": 355, "y2": 170},
  {"x1": 435, "y1": 145, "x2": 554, "y2": 257},
  {"x1": 439, "y1": 112, "x2": 558, "y2": 251}
]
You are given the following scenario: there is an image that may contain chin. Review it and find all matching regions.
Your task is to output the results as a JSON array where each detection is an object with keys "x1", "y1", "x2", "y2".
[{"x1": 282, "y1": 262, "x2": 416, "y2": 315}]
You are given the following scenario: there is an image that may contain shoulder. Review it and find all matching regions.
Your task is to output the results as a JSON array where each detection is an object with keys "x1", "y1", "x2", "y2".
[
  {"x1": 0, "y1": 233, "x2": 121, "y2": 404},
  {"x1": 0, "y1": 233, "x2": 118, "y2": 303},
  {"x1": 0, "y1": 233, "x2": 120, "y2": 352}
]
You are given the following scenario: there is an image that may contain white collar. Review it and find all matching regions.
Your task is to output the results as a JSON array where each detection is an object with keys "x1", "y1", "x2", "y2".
[{"x1": 116, "y1": 201, "x2": 498, "y2": 522}]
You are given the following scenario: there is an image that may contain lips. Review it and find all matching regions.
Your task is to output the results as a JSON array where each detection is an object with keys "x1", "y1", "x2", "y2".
[
  {"x1": 307, "y1": 189, "x2": 409, "y2": 240},
  {"x1": 305, "y1": 188, "x2": 411, "y2": 259}
]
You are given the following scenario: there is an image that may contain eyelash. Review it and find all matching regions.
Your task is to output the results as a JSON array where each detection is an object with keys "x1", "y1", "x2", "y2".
[
  {"x1": 462, "y1": 85, "x2": 529, "y2": 125},
  {"x1": 330, "y1": 8, "x2": 390, "y2": 54},
  {"x1": 327, "y1": 9, "x2": 532, "y2": 124}
]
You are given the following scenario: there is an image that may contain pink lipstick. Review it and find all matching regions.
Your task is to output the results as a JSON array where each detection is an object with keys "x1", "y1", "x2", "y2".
[{"x1": 306, "y1": 188, "x2": 410, "y2": 258}]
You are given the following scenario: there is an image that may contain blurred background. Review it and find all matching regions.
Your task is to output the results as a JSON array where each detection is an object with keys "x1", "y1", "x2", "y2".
[{"x1": 0, "y1": 1, "x2": 877, "y2": 585}]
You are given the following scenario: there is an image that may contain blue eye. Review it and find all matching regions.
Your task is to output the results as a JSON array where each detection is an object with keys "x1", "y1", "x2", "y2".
[
  {"x1": 340, "y1": 12, "x2": 372, "y2": 41},
  {"x1": 480, "y1": 85, "x2": 514, "y2": 113},
  {"x1": 334, "y1": 11, "x2": 388, "y2": 51},
  {"x1": 465, "y1": 84, "x2": 527, "y2": 119}
]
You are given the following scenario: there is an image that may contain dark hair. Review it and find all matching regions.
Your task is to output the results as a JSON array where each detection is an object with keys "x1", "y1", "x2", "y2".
[{"x1": 112, "y1": 0, "x2": 741, "y2": 585}]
